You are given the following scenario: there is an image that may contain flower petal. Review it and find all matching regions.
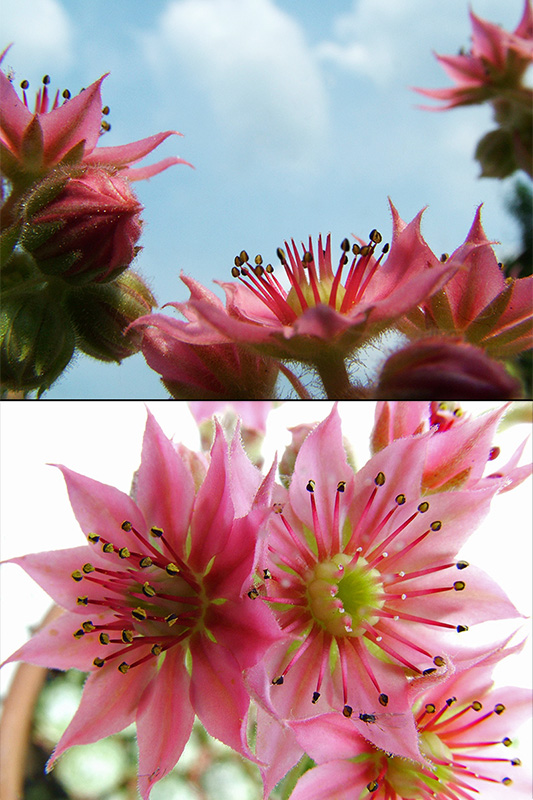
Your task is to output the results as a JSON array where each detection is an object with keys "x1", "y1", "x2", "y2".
[{"x1": 136, "y1": 645, "x2": 193, "y2": 800}]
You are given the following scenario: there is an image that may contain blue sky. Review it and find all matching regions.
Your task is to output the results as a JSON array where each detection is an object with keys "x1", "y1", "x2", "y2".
[{"x1": 2, "y1": 0, "x2": 529, "y2": 398}]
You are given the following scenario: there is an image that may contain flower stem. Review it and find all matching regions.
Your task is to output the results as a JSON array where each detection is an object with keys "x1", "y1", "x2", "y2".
[{"x1": 313, "y1": 353, "x2": 366, "y2": 399}]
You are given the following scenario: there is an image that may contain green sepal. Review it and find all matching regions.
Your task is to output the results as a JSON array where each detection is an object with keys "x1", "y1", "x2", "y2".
[{"x1": 20, "y1": 115, "x2": 45, "y2": 174}]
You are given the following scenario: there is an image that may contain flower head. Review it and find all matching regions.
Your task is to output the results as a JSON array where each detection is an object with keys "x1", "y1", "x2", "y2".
[
  {"x1": 0, "y1": 54, "x2": 192, "y2": 225},
  {"x1": 400, "y1": 207, "x2": 533, "y2": 359},
  {"x1": 2, "y1": 412, "x2": 281, "y2": 798},
  {"x1": 413, "y1": 2, "x2": 533, "y2": 110},
  {"x1": 139, "y1": 203, "x2": 456, "y2": 372},
  {"x1": 289, "y1": 644, "x2": 532, "y2": 800},
  {"x1": 246, "y1": 406, "x2": 524, "y2": 728}
]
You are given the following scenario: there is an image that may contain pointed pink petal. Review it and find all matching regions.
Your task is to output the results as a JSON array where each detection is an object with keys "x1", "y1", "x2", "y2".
[
  {"x1": 133, "y1": 410, "x2": 195, "y2": 557},
  {"x1": 423, "y1": 405, "x2": 506, "y2": 489},
  {"x1": 120, "y1": 156, "x2": 193, "y2": 181},
  {"x1": 82, "y1": 131, "x2": 182, "y2": 168},
  {"x1": 255, "y1": 707, "x2": 304, "y2": 798},
  {"x1": 470, "y1": 9, "x2": 508, "y2": 70},
  {"x1": 189, "y1": 635, "x2": 253, "y2": 759},
  {"x1": 48, "y1": 659, "x2": 155, "y2": 768},
  {"x1": 228, "y1": 420, "x2": 264, "y2": 518},
  {"x1": 56, "y1": 465, "x2": 147, "y2": 551},
  {"x1": 370, "y1": 401, "x2": 429, "y2": 453},
  {"x1": 289, "y1": 405, "x2": 355, "y2": 543},
  {"x1": 290, "y1": 713, "x2": 374, "y2": 763},
  {"x1": 207, "y1": 595, "x2": 283, "y2": 670},
  {"x1": 136, "y1": 646, "x2": 193, "y2": 800},
  {"x1": 2, "y1": 610, "x2": 112, "y2": 671},
  {"x1": 187, "y1": 421, "x2": 234, "y2": 572},
  {"x1": 40, "y1": 75, "x2": 107, "y2": 166},
  {"x1": 0, "y1": 69, "x2": 32, "y2": 155},
  {"x1": 290, "y1": 760, "x2": 370, "y2": 800},
  {"x1": 5, "y1": 546, "x2": 103, "y2": 609}
]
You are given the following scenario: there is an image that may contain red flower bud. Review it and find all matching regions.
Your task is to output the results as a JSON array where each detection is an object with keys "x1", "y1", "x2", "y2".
[
  {"x1": 375, "y1": 337, "x2": 523, "y2": 399},
  {"x1": 19, "y1": 167, "x2": 143, "y2": 285}
]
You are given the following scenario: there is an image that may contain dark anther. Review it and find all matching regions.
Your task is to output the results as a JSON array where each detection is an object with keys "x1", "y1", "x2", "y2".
[
  {"x1": 118, "y1": 662, "x2": 130, "y2": 674},
  {"x1": 266, "y1": 264, "x2": 274, "y2": 273},
  {"x1": 425, "y1": 704, "x2": 436, "y2": 714},
  {"x1": 430, "y1": 521, "x2": 442, "y2": 531},
  {"x1": 255, "y1": 254, "x2": 263, "y2": 265},
  {"x1": 103, "y1": 543, "x2": 114, "y2": 553},
  {"x1": 102, "y1": 105, "x2": 110, "y2": 114},
  {"x1": 456, "y1": 624, "x2": 468, "y2": 633},
  {"x1": 139, "y1": 557, "x2": 153, "y2": 569},
  {"x1": 71, "y1": 571, "x2": 83, "y2": 582},
  {"x1": 93, "y1": 657, "x2": 105, "y2": 668},
  {"x1": 453, "y1": 581, "x2": 466, "y2": 591},
  {"x1": 446, "y1": 697, "x2": 457, "y2": 706},
  {"x1": 395, "y1": 494, "x2": 406, "y2": 505},
  {"x1": 511, "y1": 759, "x2": 521, "y2": 766},
  {"x1": 342, "y1": 705, "x2": 353, "y2": 718},
  {"x1": 374, "y1": 472, "x2": 386, "y2": 486},
  {"x1": 367, "y1": 780, "x2": 379, "y2": 793},
  {"x1": 239, "y1": 250, "x2": 249, "y2": 263},
  {"x1": 99, "y1": 633, "x2": 110, "y2": 645},
  {"x1": 456, "y1": 561, "x2": 469, "y2": 570},
  {"x1": 20, "y1": 79, "x2": 29, "y2": 90},
  {"x1": 503, "y1": 737, "x2": 512, "y2": 747},
  {"x1": 166, "y1": 563, "x2": 179, "y2": 576},
  {"x1": 378, "y1": 693, "x2": 389, "y2": 707},
  {"x1": 263, "y1": 569, "x2": 272, "y2": 579},
  {"x1": 62, "y1": 89, "x2": 71, "y2": 99},
  {"x1": 76, "y1": 596, "x2": 89, "y2": 606},
  {"x1": 87, "y1": 533, "x2": 100, "y2": 544},
  {"x1": 341, "y1": 238, "x2": 350, "y2": 252},
  {"x1": 82, "y1": 563, "x2": 95, "y2": 574},
  {"x1": 254, "y1": 265, "x2": 264, "y2": 277},
  {"x1": 248, "y1": 588, "x2": 259, "y2": 599},
  {"x1": 440, "y1": 253, "x2": 449, "y2": 262},
  {"x1": 337, "y1": 481, "x2": 346, "y2": 492},
  {"x1": 302, "y1": 251, "x2": 313, "y2": 264},
  {"x1": 121, "y1": 520, "x2": 133, "y2": 531},
  {"x1": 381, "y1": 243, "x2": 390, "y2": 254},
  {"x1": 150, "y1": 527, "x2": 164, "y2": 538},
  {"x1": 433, "y1": 656, "x2": 445, "y2": 667},
  {"x1": 276, "y1": 247, "x2": 286, "y2": 263},
  {"x1": 118, "y1": 547, "x2": 130, "y2": 559},
  {"x1": 502, "y1": 778, "x2": 513, "y2": 786},
  {"x1": 369, "y1": 229, "x2": 382, "y2": 244},
  {"x1": 231, "y1": 266, "x2": 240, "y2": 277},
  {"x1": 42, "y1": 75, "x2": 51, "y2": 85},
  {"x1": 422, "y1": 668, "x2": 436, "y2": 676},
  {"x1": 272, "y1": 676, "x2": 284, "y2": 685},
  {"x1": 352, "y1": 243, "x2": 361, "y2": 255},
  {"x1": 312, "y1": 691, "x2": 320, "y2": 704},
  {"x1": 360, "y1": 245, "x2": 371, "y2": 257},
  {"x1": 472, "y1": 701, "x2": 482, "y2": 711},
  {"x1": 417, "y1": 501, "x2": 429, "y2": 513},
  {"x1": 494, "y1": 703, "x2": 506, "y2": 715},
  {"x1": 306, "y1": 480, "x2": 315, "y2": 492}
]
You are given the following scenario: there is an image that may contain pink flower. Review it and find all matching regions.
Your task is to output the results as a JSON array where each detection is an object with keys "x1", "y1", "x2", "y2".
[
  {"x1": 19, "y1": 166, "x2": 143, "y2": 284},
  {"x1": 371, "y1": 401, "x2": 532, "y2": 495},
  {"x1": 131, "y1": 203, "x2": 457, "y2": 397},
  {"x1": 2, "y1": 412, "x2": 282, "y2": 799},
  {"x1": 289, "y1": 644, "x2": 532, "y2": 800},
  {"x1": 134, "y1": 311, "x2": 280, "y2": 399},
  {"x1": 412, "y1": 2, "x2": 533, "y2": 177},
  {"x1": 413, "y1": 2, "x2": 533, "y2": 111},
  {"x1": 246, "y1": 406, "x2": 523, "y2": 729},
  {"x1": 0, "y1": 54, "x2": 191, "y2": 220},
  {"x1": 400, "y1": 207, "x2": 533, "y2": 359}
]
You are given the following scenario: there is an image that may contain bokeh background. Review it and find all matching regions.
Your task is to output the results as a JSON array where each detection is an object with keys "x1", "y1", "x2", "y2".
[
  {"x1": 0, "y1": 401, "x2": 531, "y2": 798},
  {"x1": 2, "y1": 0, "x2": 530, "y2": 397}
]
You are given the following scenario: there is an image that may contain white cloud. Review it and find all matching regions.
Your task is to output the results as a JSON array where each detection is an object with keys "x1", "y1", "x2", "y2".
[
  {"x1": 143, "y1": 0, "x2": 329, "y2": 171},
  {"x1": 1, "y1": 0, "x2": 73, "y2": 72},
  {"x1": 316, "y1": 0, "x2": 528, "y2": 87}
]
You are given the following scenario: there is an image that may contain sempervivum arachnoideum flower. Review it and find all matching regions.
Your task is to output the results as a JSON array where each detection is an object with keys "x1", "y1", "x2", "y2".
[
  {"x1": 289, "y1": 639, "x2": 532, "y2": 800},
  {"x1": 1, "y1": 412, "x2": 282, "y2": 799},
  {"x1": 246, "y1": 405, "x2": 527, "y2": 727}
]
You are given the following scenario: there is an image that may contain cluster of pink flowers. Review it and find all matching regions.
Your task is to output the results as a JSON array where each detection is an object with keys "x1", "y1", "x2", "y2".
[
  {"x1": 2, "y1": 401, "x2": 531, "y2": 799},
  {"x1": 1, "y1": 3, "x2": 532, "y2": 399}
]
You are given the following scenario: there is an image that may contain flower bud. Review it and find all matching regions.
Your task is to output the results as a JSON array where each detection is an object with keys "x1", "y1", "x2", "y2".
[
  {"x1": 375, "y1": 337, "x2": 523, "y2": 400},
  {"x1": 0, "y1": 285, "x2": 75, "y2": 395},
  {"x1": 65, "y1": 270, "x2": 156, "y2": 362},
  {"x1": 19, "y1": 166, "x2": 143, "y2": 285}
]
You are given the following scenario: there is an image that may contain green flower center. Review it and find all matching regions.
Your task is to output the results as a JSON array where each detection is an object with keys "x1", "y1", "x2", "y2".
[{"x1": 305, "y1": 553, "x2": 384, "y2": 637}]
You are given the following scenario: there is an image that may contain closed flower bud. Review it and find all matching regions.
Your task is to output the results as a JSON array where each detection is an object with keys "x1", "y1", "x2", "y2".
[
  {"x1": 375, "y1": 337, "x2": 523, "y2": 399},
  {"x1": 0, "y1": 285, "x2": 75, "y2": 395},
  {"x1": 65, "y1": 270, "x2": 155, "y2": 362},
  {"x1": 19, "y1": 166, "x2": 143, "y2": 285}
]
